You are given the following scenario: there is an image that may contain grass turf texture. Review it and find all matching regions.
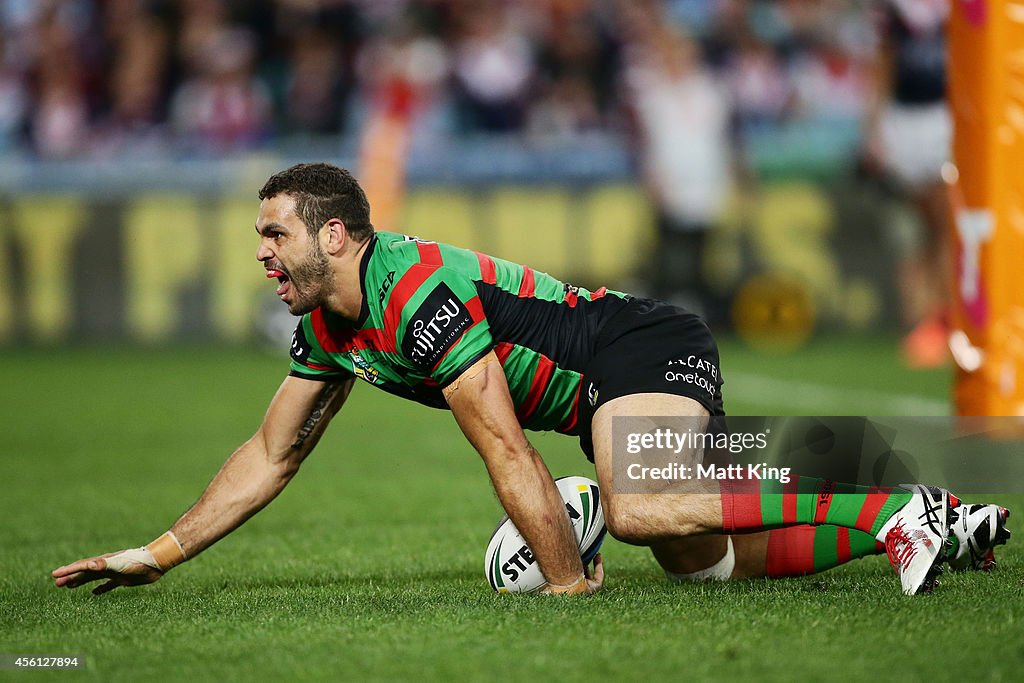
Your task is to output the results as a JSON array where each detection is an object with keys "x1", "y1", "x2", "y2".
[{"x1": 2, "y1": 337, "x2": 1022, "y2": 682}]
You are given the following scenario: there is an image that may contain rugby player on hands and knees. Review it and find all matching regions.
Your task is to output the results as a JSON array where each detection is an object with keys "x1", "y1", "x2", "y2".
[{"x1": 53, "y1": 164, "x2": 1009, "y2": 598}]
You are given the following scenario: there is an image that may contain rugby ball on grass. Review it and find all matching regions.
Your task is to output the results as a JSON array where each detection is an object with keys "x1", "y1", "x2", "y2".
[{"x1": 484, "y1": 475, "x2": 606, "y2": 593}]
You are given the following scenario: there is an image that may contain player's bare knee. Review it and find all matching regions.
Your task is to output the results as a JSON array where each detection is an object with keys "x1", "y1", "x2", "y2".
[
  {"x1": 604, "y1": 506, "x2": 648, "y2": 545},
  {"x1": 601, "y1": 493, "x2": 639, "y2": 543},
  {"x1": 604, "y1": 494, "x2": 701, "y2": 544}
]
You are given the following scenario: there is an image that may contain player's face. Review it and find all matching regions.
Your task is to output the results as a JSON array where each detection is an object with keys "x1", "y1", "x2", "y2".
[{"x1": 256, "y1": 195, "x2": 332, "y2": 316}]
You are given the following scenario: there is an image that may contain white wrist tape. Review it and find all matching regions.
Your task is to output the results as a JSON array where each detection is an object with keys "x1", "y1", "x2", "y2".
[
  {"x1": 146, "y1": 530, "x2": 187, "y2": 570},
  {"x1": 544, "y1": 574, "x2": 587, "y2": 593},
  {"x1": 664, "y1": 537, "x2": 735, "y2": 583},
  {"x1": 104, "y1": 547, "x2": 162, "y2": 573}
]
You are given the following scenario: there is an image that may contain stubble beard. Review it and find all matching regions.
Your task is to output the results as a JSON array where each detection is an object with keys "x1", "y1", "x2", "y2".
[{"x1": 287, "y1": 240, "x2": 333, "y2": 316}]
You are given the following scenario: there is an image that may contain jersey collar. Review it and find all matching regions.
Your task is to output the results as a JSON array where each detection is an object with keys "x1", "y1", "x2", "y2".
[{"x1": 356, "y1": 233, "x2": 377, "y2": 327}]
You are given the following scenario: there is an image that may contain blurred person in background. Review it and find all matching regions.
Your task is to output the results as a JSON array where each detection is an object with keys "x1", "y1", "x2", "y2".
[
  {"x1": 527, "y1": 0, "x2": 617, "y2": 141},
  {"x1": 170, "y1": 24, "x2": 273, "y2": 155},
  {"x1": 863, "y1": 0, "x2": 951, "y2": 368},
  {"x1": 724, "y1": 22, "x2": 795, "y2": 134},
  {"x1": 0, "y1": 31, "x2": 29, "y2": 153},
  {"x1": 262, "y1": 0, "x2": 365, "y2": 138},
  {"x1": 92, "y1": 1, "x2": 172, "y2": 157},
  {"x1": 450, "y1": 0, "x2": 535, "y2": 133},
  {"x1": 787, "y1": 3, "x2": 872, "y2": 125},
  {"x1": 624, "y1": 22, "x2": 733, "y2": 320},
  {"x1": 175, "y1": 0, "x2": 230, "y2": 75},
  {"x1": 353, "y1": 9, "x2": 452, "y2": 143},
  {"x1": 25, "y1": 1, "x2": 98, "y2": 159},
  {"x1": 527, "y1": 72, "x2": 603, "y2": 141},
  {"x1": 279, "y1": 26, "x2": 349, "y2": 137}
]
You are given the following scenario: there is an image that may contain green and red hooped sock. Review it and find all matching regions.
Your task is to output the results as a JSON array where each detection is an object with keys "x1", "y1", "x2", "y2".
[
  {"x1": 721, "y1": 475, "x2": 913, "y2": 538},
  {"x1": 764, "y1": 524, "x2": 883, "y2": 577}
]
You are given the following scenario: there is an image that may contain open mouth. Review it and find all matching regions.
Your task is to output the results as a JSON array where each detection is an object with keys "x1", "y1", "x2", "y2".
[{"x1": 266, "y1": 268, "x2": 292, "y2": 299}]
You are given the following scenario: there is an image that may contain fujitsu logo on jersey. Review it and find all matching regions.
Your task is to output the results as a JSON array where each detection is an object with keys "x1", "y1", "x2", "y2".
[
  {"x1": 409, "y1": 297, "x2": 464, "y2": 362},
  {"x1": 402, "y1": 283, "x2": 474, "y2": 369},
  {"x1": 411, "y1": 298, "x2": 461, "y2": 355}
]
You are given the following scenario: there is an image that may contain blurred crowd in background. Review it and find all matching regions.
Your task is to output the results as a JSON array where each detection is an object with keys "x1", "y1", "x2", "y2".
[
  {"x1": 0, "y1": 0, "x2": 886, "y2": 161},
  {"x1": 0, "y1": 0, "x2": 953, "y2": 361}
]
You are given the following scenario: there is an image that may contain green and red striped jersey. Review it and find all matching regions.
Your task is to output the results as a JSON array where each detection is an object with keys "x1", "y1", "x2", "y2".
[{"x1": 289, "y1": 231, "x2": 631, "y2": 434}]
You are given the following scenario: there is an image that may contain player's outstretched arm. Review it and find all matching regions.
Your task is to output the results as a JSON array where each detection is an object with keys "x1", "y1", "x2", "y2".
[
  {"x1": 444, "y1": 352, "x2": 602, "y2": 595},
  {"x1": 52, "y1": 375, "x2": 354, "y2": 595}
]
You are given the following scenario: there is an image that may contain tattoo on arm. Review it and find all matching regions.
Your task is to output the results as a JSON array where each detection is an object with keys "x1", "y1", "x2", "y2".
[{"x1": 291, "y1": 383, "x2": 345, "y2": 451}]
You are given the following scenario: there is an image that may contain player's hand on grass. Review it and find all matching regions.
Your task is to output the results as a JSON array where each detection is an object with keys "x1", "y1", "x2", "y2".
[
  {"x1": 52, "y1": 548, "x2": 165, "y2": 595},
  {"x1": 582, "y1": 553, "x2": 604, "y2": 594},
  {"x1": 542, "y1": 553, "x2": 604, "y2": 596}
]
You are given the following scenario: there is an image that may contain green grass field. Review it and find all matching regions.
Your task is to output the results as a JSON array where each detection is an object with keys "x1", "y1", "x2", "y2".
[{"x1": 2, "y1": 338, "x2": 1021, "y2": 682}]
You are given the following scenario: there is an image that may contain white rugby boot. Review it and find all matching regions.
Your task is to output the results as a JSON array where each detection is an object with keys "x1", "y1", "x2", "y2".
[
  {"x1": 947, "y1": 502, "x2": 1011, "y2": 572},
  {"x1": 875, "y1": 484, "x2": 952, "y2": 595}
]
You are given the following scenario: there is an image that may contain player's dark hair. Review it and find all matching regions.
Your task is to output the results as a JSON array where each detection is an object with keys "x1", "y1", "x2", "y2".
[{"x1": 259, "y1": 163, "x2": 373, "y2": 242}]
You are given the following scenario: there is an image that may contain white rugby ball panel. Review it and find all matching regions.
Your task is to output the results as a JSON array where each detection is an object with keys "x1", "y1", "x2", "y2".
[{"x1": 485, "y1": 476, "x2": 607, "y2": 593}]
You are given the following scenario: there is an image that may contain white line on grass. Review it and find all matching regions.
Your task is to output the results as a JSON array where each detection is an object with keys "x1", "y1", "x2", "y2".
[{"x1": 725, "y1": 372, "x2": 950, "y2": 415}]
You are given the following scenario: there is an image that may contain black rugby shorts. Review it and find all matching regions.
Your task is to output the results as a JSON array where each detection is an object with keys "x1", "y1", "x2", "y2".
[{"x1": 577, "y1": 297, "x2": 725, "y2": 461}]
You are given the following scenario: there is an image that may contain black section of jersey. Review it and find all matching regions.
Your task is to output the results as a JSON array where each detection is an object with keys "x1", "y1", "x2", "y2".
[
  {"x1": 356, "y1": 234, "x2": 377, "y2": 327},
  {"x1": 475, "y1": 282, "x2": 631, "y2": 371},
  {"x1": 373, "y1": 380, "x2": 450, "y2": 410},
  {"x1": 290, "y1": 320, "x2": 314, "y2": 366},
  {"x1": 288, "y1": 320, "x2": 353, "y2": 381}
]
